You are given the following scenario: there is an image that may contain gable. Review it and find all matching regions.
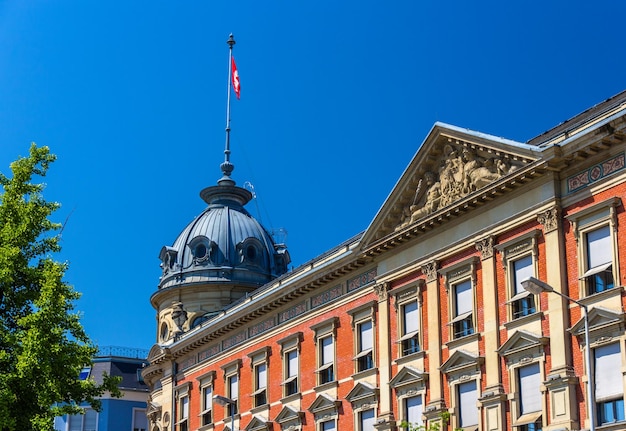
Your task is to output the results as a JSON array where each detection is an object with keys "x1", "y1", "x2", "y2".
[
  {"x1": 361, "y1": 123, "x2": 541, "y2": 248},
  {"x1": 440, "y1": 349, "x2": 483, "y2": 375},
  {"x1": 570, "y1": 306, "x2": 625, "y2": 337},
  {"x1": 497, "y1": 330, "x2": 548, "y2": 359},
  {"x1": 389, "y1": 366, "x2": 428, "y2": 388},
  {"x1": 345, "y1": 382, "x2": 378, "y2": 403}
]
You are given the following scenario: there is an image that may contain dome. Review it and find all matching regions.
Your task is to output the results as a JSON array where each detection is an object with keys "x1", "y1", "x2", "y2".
[{"x1": 157, "y1": 176, "x2": 290, "y2": 291}]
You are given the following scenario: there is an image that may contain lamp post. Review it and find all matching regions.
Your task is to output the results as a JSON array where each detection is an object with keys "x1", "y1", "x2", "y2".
[
  {"x1": 520, "y1": 276, "x2": 596, "y2": 431},
  {"x1": 213, "y1": 394, "x2": 236, "y2": 431}
]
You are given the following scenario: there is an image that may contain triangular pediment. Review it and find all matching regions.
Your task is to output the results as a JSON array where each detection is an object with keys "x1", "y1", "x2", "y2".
[
  {"x1": 497, "y1": 330, "x2": 548, "y2": 358},
  {"x1": 361, "y1": 123, "x2": 542, "y2": 248},
  {"x1": 274, "y1": 405, "x2": 303, "y2": 424},
  {"x1": 570, "y1": 306, "x2": 625, "y2": 336},
  {"x1": 244, "y1": 416, "x2": 270, "y2": 431},
  {"x1": 440, "y1": 349, "x2": 483, "y2": 374},
  {"x1": 307, "y1": 393, "x2": 340, "y2": 414},
  {"x1": 345, "y1": 382, "x2": 378, "y2": 403},
  {"x1": 389, "y1": 366, "x2": 428, "y2": 388}
]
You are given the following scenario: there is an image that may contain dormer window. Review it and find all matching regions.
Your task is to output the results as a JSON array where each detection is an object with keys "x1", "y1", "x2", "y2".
[
  {"x1": 237, "y1": 238, "x2": 264, "y2": 267},
  {"x1": 159, "y1": 246, "x2": 178, "y2": 274},
  {"x1": 189, "y1": 236, "x2": 214, "y2": 265}
]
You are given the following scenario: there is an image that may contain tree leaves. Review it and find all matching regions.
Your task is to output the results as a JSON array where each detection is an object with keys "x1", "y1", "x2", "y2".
[{"x1": 0, "y1": 144, "x2": 120, "y2": 431}]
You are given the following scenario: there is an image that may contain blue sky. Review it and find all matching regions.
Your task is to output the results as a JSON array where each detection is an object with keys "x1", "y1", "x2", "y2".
[{"x1": 1, "y1": 1, "x2": 624, "y2": 351}]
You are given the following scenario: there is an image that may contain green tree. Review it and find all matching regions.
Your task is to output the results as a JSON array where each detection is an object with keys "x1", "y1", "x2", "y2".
[{"x1": 0, "y1": 144, "x2": 121, "y2": 431}]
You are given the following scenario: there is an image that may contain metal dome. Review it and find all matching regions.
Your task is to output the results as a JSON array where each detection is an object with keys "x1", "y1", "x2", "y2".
[{"x1": 158, "y1": 177, "x2": 290, "y2": 291}]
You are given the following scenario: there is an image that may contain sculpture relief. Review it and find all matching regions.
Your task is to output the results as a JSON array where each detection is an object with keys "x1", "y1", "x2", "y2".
[{"x1": 397, "y1": 144, "x2": 517, "y2": 230}]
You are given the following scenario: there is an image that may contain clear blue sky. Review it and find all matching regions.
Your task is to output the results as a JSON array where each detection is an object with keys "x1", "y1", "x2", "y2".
[{"x1": 1, "y1": 1, "x2": 624, "y2": 351}]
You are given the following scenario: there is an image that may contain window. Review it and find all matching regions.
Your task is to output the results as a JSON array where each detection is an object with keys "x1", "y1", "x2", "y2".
[
  {"x1": 399, "y1": 299, "x2": 420, "y2": 356},
  {"x1": 68, "y1": 409, "x2": 97, "y2": 431},
  {"x1": 253, "y1": 362, "x2": 267, "y2": 407},
  {"x1": 133, "y1": 409, "x2": 148, "y2": 431},
  {"x1": 359, "y1": 408, "x2": 375, "y2": 431},
  {"x1": 201, "y1": 385, "x2": 212, "y2": 425},
  {"x1": 510, "y1": 255, "x2": 536, "y2": 318},
  {"x1": 516, "y1": 363, "x2": 542, "y2": 428},
  {"x1": 178, "y1": 396, "x2": 189, "y2": 431},
  {"x1": 566, "y1": 197, "x2": 620, "y2": 298},
  {"x1": 227, "y1": 374, "x2": 239, "y2": 416},
  {"x1": 284, "y1": 349, "x2": 299, "y2": 396},
  {"x1": 355, "y1": 320, "x2": 374, "y2": 371},
  {"x1": 320, "y1": 420, "x2": 336, "y2": 431},
  {"x1": 457, "y1": 381, "x2": 478, "y2": 428},
  {"x1": 78, "y1": 366, "x2": 91, "y2": 380},
  {"x1": 584, "y1": 225, "x2": 615, "y2": 294},
  {"x1": 404, "y1": 395, "x2": 423, "y2": 427},
  {"x1": 595, "y1": 343, "x2": 625, "y2": 425},
  {"x1": 318, "y1": 335, "x2": 335, "y2": 384},
  {"x1": 451, "y1": 280, "x2": 474, "y2": 339}
]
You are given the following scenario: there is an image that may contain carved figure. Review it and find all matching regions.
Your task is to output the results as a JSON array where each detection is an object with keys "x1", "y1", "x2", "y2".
[{"x1": 462, "y1": 149, "x2": 501, "y2": 190}]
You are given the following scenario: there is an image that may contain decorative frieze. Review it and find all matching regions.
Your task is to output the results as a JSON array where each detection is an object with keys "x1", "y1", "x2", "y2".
[
  {"x1": 537, "y1": 207, "x2": 559, "y2": 233},
  {"x1": 475, "y1": 236, "x2": 494, "y2": 260}
]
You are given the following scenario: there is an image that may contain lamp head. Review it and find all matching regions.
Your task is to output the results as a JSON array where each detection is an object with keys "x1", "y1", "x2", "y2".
[
  {"x1": 520, "y1": 276, "x2": 554, "y2": 295},
  {"x1": 213, "y1": 394, "x2": 235, "y2": 406}
]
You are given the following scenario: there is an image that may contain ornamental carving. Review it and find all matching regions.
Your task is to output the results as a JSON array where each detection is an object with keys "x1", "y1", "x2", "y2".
[
  {"x1": 397, "y1": 145, "x2": 518, "y2": 230},
  {"x1": 475, "y1": 236, "x2": 494, "y2": 260},
  {"x1": 374, "y1": 282, "x2": 389, "y2": 301},
  {"x1": 421, "y1": 261, "x2": 438, "y2": 283},
  {"x1": 537, "y1": 207, "x2": 559, "y2": 233}
]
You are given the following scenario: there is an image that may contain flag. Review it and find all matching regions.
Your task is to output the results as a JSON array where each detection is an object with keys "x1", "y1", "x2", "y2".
[{"x1": 231, "y1": 56, "x2": 241, "y2": 99}]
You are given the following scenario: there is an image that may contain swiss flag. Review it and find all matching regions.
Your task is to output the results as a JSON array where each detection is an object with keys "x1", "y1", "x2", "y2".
[{"x1": 231, "y1": 56, "x2": 241, "y2": 99}]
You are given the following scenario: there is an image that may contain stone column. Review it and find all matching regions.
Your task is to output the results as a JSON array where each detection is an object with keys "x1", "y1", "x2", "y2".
[
  {"x1": 374, "y1": 282, "x2": 396, "y2": 429},
  {"x1": 537, "y1": 206, "x2": 578, "y2": 430}
]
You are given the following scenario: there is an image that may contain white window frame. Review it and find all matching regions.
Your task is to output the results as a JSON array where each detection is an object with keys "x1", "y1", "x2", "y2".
[
  {"x1": 594, "y1": 342, "x2": 625, "y2": 425},
  {"x1": 132, "y1": 408, "x2": 148, "y2": 431},
  {"x1": 442, "y1": 258, "x2": 478, "y2": 342},
  {"x1": 394, "y1": 285, "x2": 422, "y2": 358},
  {"x1": 312, "y1": 318, "x2": 338, "y2": 387},
  {"x1": 358, "y1": 408, "x2": 376, "y2": 431},
  {"x1": 566, "y1": 197, "x2": 621, "y2": 298},
  {"x1": 278, "y1": 332, "x2": 302, "y2": 399},
  {"x1": 457, "y1": 380, "x2": 479, "y2": 428},
  {"x1": 196, "y1": 370, "x2": 215, "y2": 428}
]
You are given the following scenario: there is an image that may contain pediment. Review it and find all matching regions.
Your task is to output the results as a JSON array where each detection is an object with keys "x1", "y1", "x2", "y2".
[
  {"x1": 389, "y1": 366, "x2": 428, "y2": 388},
  {"x1": 497, "y1": 330, "x2": 548, "y2": 358},
  {"x1": 244, "y1": 416, "x2": 271, "y2": 431},
  {"x1": 307, "y1": 393, "x2": 340, "y2": 414},
  {"x1": 570, "y1": 306, "x2": 625, "y2": 336},
  {"x1": 440, "y1": 349, "x2": 483, "y2": 374},
  {"x1": 345, "y1": 382, "x2": 378, "y2": 403},
  {"x1": 361, "y1": 123, "x2": 542, "y2": 248},
  {"x1": 147, "y1": 343, "x2": 168, "y2": 362},
  {"x1": 274, "y1": 406, "x2": 303, "y2": 424}
]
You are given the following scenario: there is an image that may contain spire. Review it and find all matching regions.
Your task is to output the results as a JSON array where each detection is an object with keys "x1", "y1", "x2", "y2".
[
  {"x1": 200, "y1": 34, "x2": 252, "y2": 207},
  {"x1": 219, "y1": 33, "x2": 237, "y2": 187}
]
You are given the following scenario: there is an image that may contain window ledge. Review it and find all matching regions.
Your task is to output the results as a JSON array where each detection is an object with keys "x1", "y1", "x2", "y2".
[
  {"x1": 314, "y1": 380, "x2": 339, "y2": 393},
  {"x1": 394, "y1": 350, "x2": 426, "y2": 366},
  {"x1": 250, "y1": 404, "x2": 269, "y2": 415},
  {"x1": 444, "y1": 332, "x2": 480, "y2": 350},
  {"x1": 579, "y1": 285, "x2": 624, "y2": 307},
  {"x1": 597, "y1": 421, "x2": 626, "y2": 431},
  {"x1": 351, "y1": 367, "x2": 378, "y2": 381},
  {"x1": 503, "y1": 311, "x2": 543, "y2": 331},
  {"x1": 280, "y1": 392, "x2": 302, "y2": 404}
]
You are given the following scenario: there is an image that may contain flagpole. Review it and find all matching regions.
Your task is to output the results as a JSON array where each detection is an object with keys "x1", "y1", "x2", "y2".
[{"x1": 221, "y1": 33, "x2": 236, "y2": 182}]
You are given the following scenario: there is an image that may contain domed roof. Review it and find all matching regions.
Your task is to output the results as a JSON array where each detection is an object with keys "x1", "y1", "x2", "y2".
[{"x1": 158, "y1": 170, "x2": 290, "y2": 291}]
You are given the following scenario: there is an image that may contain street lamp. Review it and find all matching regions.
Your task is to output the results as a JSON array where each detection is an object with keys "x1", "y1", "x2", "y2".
[
  {"x1": 213, "y1": 394, "x2": 236, "y2": 431},
  {"x1": 520, "y1": 276, "x2": 596, "y2": 431}
]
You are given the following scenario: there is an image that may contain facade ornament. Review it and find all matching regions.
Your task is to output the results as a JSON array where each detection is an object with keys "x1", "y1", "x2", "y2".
[
  {"x1": 374, "y1": 282, "x2": 389, "y2": 301},
  {"x1": 475, "y1": 236, "x2": 494, "y2": 260},
  {"x1": 397, "y1": 144, "x2": 517, "y2": 230},
  {"x1": 421, "y1": 261, "x2": 438, "y2": 283},
  {"x1": 537, "y1": 207, "x2": 559, "y2": 233}
]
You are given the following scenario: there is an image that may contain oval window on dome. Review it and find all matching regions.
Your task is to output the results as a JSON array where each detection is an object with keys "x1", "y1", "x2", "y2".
[
  {"x1": 160, "y1": 322, "x2": 169, "y2": 341},
  {"x1": 246, "y1": 245, "x2": 257, "y2": 261},
  {"x1": 195, "y1": 243, "x2": 208, "y2": 260}
]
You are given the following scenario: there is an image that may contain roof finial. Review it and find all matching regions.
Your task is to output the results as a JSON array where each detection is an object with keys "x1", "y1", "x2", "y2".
[{"x1": 220, "y1": 33, "x2": 237, "y2": 186}]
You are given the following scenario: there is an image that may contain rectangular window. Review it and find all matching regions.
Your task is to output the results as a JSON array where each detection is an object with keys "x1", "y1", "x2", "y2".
[
  {"x1": 451, "y1": 280, "x2": 474, "y2": 339},
  {"x1": 133, "y1": 409, "x2": 148, "y2": 431},
  {"x1": 318, "y1": 335, "x2": 335, "y2": 384},
  {"x1": 284, "y1": 349, "x2": 299, "y2": 396},
  {"x1": 519, "y1": 363, "x2": 541, "y2": 414},
  {"x1": 321, "y1": 420, "x2": 336, "y2": 431},
  {"x1": 69, "y1": 409, "x2": 98, "y2": 431},
  {"x1": 584, "y1": 225, "x2": 614, "y2": 294},
  {"x1": 457, "y1": 381, "x2": 478, "y2": 427},
  {"x1": 178, "y1": 396, "x2": 189, "y2": 431},
  {"x1": 510, "y1": 255, "x2": 536, "y2": 319},
  {"x1": 359, "y1": 408, "x2": 375, "y2": 431},
  {"x1": 595, "y1": 343, "x2": 625, "y2": 424},
  {"x1": 253, "y1": 362, "x2": 267, "y2": 407},
  {"x1": 400, "y1": 300, "x2": 420, "y2": 356},
  {"x1": 201, "y1": 385, "x2": 212, "y2": 425},
  {"x1": 404, "y1": 395, "x2": 423, "y2": 426},
  {"x1": 355, "y1": 320, "x2": 374, "y2": 371},
  {"x1": 227, "y1": 374, "x2": 239, "y2": 416}
]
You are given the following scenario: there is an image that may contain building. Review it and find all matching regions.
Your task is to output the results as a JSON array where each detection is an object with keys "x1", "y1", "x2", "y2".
[
  {"x1": 55, "y1": 346, "x2": 150, "y2": 431},
  {"x1": 143, "y1": 91, "x2": 626, "y2": 431}
]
